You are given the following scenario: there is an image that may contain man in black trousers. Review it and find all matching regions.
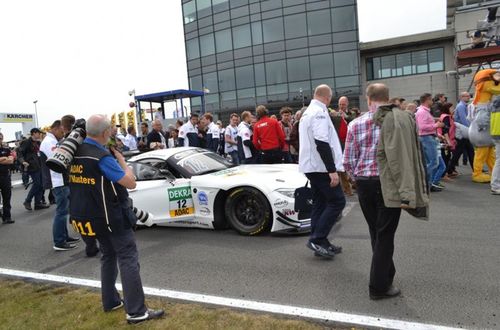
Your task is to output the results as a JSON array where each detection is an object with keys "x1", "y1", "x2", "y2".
[{"x1": 343, "y1": 83, "x2": 402, "y2": 300}]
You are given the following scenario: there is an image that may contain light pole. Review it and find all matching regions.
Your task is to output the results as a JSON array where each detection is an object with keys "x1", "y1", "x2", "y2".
[{"x1": 33, "y1": 100, "x2": 39, "y2": 127}]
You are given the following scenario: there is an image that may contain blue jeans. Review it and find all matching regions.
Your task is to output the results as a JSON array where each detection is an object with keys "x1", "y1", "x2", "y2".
[
  {"x1": 52, "y1": 186, "x2": 70, "y2": 245},
  {"x1": 229, "y1": 151, "x2": 240, "y2": 165},
  {"x1": 419, "y1": 135, "x2": 439, "y2": 186},
  {"x1": 25, "y1": 170, "x2": 43, "y2": 205},
  {"x1": 432, "y1": 154, "x2": 446, "y2": 184},
  {"x1": 305, "y1": 172, "x2": 346, "y2": 247}
]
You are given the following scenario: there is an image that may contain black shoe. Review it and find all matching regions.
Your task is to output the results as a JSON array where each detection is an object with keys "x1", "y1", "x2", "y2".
[
  {"x1": 2, "y1": 218, "x2": 14, "y2": 224},
  {"x1": 126, "y1": 309, "x2": 165, "y2": 324},
  {"x1": 34, "y1": 203, "x2": 50, "y2": 210},
  {"x1": 306, "y1": 241, "x2": 335, "y2": 259},
  {"x1": 86, "y1": 248, "x2": 100, "y2": 257},
  {"x1": 66, "y1": 236, "x2": 80, "y2": 243},
  {"x1": 104, "y1": 300, "x2": 124, "y2": 312},
  {"x1": 369, "y1": 286, "x2": 401, "y2": 300},
  {"x1": 23, "y1": 201, "x2": 32, "y2": 211},
  {"x1": 314, "y1": 244, "x2": 342, "y2": 257},
  {"x1": 430, "y1": 184, "x2": 443, "y2": 192},
  {"x1": 53, "y1": 242, "x2": 77, "y2": 251}
]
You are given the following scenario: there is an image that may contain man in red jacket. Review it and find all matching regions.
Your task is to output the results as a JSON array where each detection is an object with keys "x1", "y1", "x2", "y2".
[{"x1": 252, "y1": 105, "x2": 285, "y2": 164}]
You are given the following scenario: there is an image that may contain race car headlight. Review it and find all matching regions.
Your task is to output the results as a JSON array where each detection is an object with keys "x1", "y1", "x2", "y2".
[{"x1": 276, "y1": 189, "x2": 295, "y2": 198}]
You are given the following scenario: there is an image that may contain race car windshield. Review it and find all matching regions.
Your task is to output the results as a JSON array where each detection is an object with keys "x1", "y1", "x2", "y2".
[{"x1": 169, "y1": 150, "x2": 233, "y2": 177}]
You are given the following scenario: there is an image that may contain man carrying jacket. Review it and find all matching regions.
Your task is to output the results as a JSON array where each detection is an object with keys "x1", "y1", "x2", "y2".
[{"x1": 344, "y1": 83, "x2": 425, "y2": 300}]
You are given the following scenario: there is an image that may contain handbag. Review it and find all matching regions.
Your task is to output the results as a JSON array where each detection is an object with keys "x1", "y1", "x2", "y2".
[{"x1": 294, "y1": 181, "x2": 313, "y2": 212}]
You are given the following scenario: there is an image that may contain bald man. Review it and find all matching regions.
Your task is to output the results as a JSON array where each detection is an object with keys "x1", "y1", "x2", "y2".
[
  {"x1": 299, "y1": 84, "x2": 346, "y2": 259},
  {"x1": 330, "y1": 96, "x2": 354, "y2": 195},
  {"x1": 146, "y1": 120, "x2": 168, "y2": 149},
  {"x1": 69, "y1": 114, "x2": 164, "y2": 323}
]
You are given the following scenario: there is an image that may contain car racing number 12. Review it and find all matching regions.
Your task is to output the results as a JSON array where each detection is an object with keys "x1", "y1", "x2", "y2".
[{"x1": 168, "y1": 185, "x2": 194, "y2": 217}]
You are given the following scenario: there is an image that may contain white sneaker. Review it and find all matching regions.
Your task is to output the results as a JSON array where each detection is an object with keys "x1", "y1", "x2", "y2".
[{"x1": 491, "y1": 189, "x2": 500, "y2": 195}]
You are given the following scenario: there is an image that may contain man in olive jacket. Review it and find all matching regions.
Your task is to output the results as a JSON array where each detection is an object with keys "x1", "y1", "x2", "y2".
[{"x1": 374, "y1": 104, "x2": 429, "y2": 218}]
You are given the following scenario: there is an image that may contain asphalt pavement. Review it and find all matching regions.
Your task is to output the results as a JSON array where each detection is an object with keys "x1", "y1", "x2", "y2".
[{"x1": 0, "y1": 168, "x2": 498, "y2": 329}]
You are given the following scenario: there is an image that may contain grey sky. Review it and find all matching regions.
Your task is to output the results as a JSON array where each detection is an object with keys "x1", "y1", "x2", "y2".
[{"x1": 0, "y1": 0, "x2": 446, "y2": 140}]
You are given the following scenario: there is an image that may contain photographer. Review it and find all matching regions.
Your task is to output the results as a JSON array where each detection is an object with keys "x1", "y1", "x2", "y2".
[
  {"x1": 69, "y1": 114, "x2": 164, "y2": 324},
  {"x1": 40, "y1": 119, "x2": 80, "y2": 251}
]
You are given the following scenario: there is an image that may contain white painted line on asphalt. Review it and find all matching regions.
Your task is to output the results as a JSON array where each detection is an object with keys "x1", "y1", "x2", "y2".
[{"x1": 0, "y1": 267, "x2": 460, "y2": 330}]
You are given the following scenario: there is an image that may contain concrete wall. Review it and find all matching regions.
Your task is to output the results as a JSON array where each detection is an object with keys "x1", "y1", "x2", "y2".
[{"x1": 359, "y1": 40, "x2": 457, "y2": 110}]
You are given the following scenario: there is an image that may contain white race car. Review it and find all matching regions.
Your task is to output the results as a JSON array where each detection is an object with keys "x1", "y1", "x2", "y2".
[{"x1": 127, "y1": 147, "x2": 311, "y2": 235}]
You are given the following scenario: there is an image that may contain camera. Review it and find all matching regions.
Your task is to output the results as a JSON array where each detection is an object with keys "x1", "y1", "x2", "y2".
[
  {"x1": 133, "y1": 207, "x2": 154, "y2": 227},
  {"x1": 46, "y1": 118, "x2": 86, "y2": 173}
]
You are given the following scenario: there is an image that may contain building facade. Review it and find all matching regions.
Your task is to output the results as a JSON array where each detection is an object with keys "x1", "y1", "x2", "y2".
[
  {"x1": 182, "y1": 0, "x2": 361, "y2": 116},
  {"x1": 359, "y1": 0, "x2": 500, "y2": 109}
]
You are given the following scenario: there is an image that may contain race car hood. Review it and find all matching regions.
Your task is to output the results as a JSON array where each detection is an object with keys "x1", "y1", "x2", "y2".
[{"x1": 191, "y1": 164, "x2": 308, "y2": 192}]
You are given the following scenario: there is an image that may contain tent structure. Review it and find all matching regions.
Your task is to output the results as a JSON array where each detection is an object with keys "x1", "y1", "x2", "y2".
[{"x1": 134, "y1": 89, "x2": 205, "y2": 122}]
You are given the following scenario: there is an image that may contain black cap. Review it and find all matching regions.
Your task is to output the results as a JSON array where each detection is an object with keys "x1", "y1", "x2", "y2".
[{"x1": 30, "y1": 127, "x2": 42, "y2": 134}]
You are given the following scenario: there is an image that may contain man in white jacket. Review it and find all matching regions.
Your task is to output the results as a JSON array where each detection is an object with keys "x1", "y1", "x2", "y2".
[{"x1": 299, "y1": 84, "x2": 346, "y2": 259}]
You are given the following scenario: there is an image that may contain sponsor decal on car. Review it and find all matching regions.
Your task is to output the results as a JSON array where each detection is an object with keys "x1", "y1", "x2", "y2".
[
  {"x1": 198, "y1": 191, "x2": 208, "y2": 205},
  {"x1": 282, "y1": 209, "x2": 296, "y2": 217},
  {"x1": 212, "y1": 168, "x2": 241, "y2": 177},
  {"x1": 168, "y1": 185, "x2": 194, "y2": 217},
  {"x1": 199, "y1": 207, "x2": 211, "y2": 216},
  {"x1": 273, "y1": 199, "x2": 288, "y2": 208}
]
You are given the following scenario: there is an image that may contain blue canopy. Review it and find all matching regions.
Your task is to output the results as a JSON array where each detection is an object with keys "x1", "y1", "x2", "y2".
[{"x1": 134, "y1": 89, "x2": 205, "y2": 121}]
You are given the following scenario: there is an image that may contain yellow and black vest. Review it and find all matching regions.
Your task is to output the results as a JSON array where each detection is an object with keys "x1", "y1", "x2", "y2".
[{"x1": 69, "y1": 143, "x2": 125, "y2": 236}]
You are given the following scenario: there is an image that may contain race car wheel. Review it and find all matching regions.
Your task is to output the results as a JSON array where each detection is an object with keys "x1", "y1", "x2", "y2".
[{"x1": 225, "y1": 187, "x2": 271, "y2": 236}]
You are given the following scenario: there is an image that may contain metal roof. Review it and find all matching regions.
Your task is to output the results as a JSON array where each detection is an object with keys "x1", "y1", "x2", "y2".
[{"x1": 135, "y1": 89, "x2": 204, "y2": 103}]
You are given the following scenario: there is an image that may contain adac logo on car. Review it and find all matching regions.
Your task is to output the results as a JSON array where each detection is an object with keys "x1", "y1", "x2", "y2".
[{"x1": 198, "y1": 191, "x2": 208, "y2": 205}]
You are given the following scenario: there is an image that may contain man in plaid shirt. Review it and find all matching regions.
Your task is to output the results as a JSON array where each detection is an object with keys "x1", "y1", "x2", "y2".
[{"x1": 343, "y1": 83, "x2": 402, "y2": 300}]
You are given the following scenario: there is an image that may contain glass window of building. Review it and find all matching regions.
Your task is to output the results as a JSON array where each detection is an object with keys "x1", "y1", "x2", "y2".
[
  {"x1": 200, "y1": 33, "x2": 215, "y2": 56},
  {"x1": 254, "y1": 63, "x2": 266, "y2": 86},
  {"x1": 196, "y1": 0, "x2": 212, "y2": 18},
  {"x1": 235, "y1": 65, "x2": 255, "y2": 89},
  {"x1": 231, "y1": 5, "x2": 249, "y2": 18},
  {"x1": 203, "y1": 72, "x2": 218, "y2": 93},
  {"x1": 266, "y1": 60, "x2": 287, "y2": 85},
  {"x1": 215, "y1": 29, "x2": 232, "y2": 53},
  {"x1": 261, "y1": 0, "x2": 282, "y2": 11},
  {"x1": 334, "y1": 51, "x2": 358, "y2": 76},
  {"x1": 251, "y1": 21, "x2": 263, "y2": 45},
  {"x1": 412, "y1": 50, "x2": 428, "y2": 74},
  {"x1": 396, "y1": 53, "x2": 412, "y2": 76},
  {"x1": 336, "y1": 75, "x2": 358, "y2": 88},
  {"x1": 331, "y1": 6, "x2": 356, "y2": 32},
  {"x1": 262, "y1": 17, "x2": 284, "y2": 43},
  {"x1": 366, "y1": 48, "x2": 444, "y2": 80},
  {"x1": 428, "y1": 48, "x2": 444, "y2": 72},
  {"x1": 380, "y1": 55, "x2": 395, "y2": 78},
  {"x1": 310, "y1": 54, "x2": 334, "y2": 79},
  {"x1": 186, "y1": 38, "x2": 200, "y2": 60},
  {"x1": 218, "y1": 68, "x2": 236, "y2": 91},
  {"x1": 183, "y1": 1, "x2": 196, "y2": 24},
  {"x1": 284, "y1": 13, "x2": 307, "y2": 39},
  {"x1": 233, "y1": 24, "x2": 252, "y2": 49},
  {"x1": 189, "y1": 75, "x2": 202, "y2": 90},
  {"x1": 212, "y1": 0, "x2": 229, "y2": 13},
  {"x1": 287, "y1": 57, "x2": 310, "y2": 82},
  {"x1": 307, "y1": 10, "x2": 331, "y2": 36}
]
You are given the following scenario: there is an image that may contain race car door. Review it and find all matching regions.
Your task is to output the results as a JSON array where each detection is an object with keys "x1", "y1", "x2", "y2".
[
  {"x1": 127, "y1": 162, "x2": 195, "y2": 225},
  {"x1": 165, "y1": 180, "x2": 196, "y2": 226}
]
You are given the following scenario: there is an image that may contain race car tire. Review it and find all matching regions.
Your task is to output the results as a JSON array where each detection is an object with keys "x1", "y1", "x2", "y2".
[{"x1": 224, "y1": 187, "x2": 271, "y2": 236}]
